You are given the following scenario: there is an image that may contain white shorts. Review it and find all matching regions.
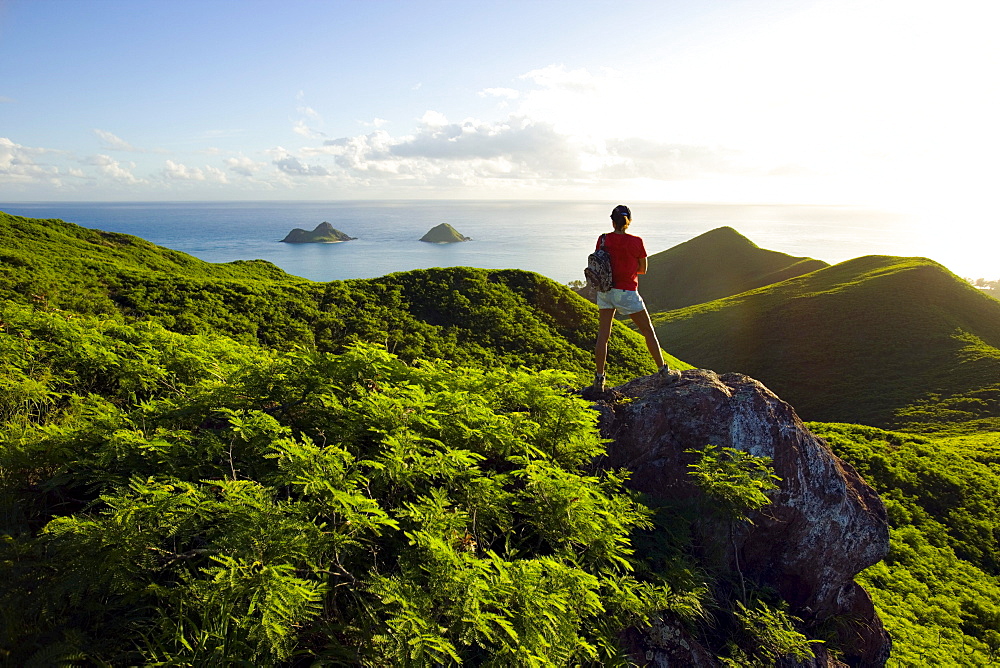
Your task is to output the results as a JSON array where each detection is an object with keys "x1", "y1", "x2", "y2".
[{"x1": 596, "y1": 288, "x2": 647, "y2": 315}]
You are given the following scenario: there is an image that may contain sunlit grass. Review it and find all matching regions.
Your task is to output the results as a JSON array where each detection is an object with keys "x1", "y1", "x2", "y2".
[{"x1": 651, "y1": 255, "x2": 1000, "y2": 430}]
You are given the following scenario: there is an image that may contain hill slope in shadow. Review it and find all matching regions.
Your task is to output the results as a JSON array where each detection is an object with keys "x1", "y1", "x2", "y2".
[
  {"x1": 638, "y1": 226, "x2": 829, "y2": 312},
  {"x1": 651, "y1": 255, "x2": 1000, "y2": 432}
]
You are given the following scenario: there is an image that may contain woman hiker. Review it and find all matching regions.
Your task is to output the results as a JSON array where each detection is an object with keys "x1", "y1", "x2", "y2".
[{"x1": 592, "y1": 204, "x2": 681, "y2": 393}]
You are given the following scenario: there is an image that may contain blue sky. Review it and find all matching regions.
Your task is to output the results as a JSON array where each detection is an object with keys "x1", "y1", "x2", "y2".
[{"x1": 1, "y1": 0, "x2": 999, "y2": 276}]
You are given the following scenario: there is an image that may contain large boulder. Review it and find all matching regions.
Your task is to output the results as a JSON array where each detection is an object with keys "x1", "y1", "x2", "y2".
[{"x1": 595, "y1": 370, "x2": 891, "y2": 667}]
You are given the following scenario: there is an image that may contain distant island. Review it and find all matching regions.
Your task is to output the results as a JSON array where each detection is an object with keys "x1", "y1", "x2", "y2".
[
  {"x1": 420, "y1": 223, "x2": 470, "y2": 243},
  {"x1": 281, "y1": 222, "x2": 356, "y2": 243}
]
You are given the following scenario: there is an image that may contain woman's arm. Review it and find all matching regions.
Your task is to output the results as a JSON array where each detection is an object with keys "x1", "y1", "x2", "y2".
[{"x1": 637, "y1": 256, "x2": 648, "y2": 275}]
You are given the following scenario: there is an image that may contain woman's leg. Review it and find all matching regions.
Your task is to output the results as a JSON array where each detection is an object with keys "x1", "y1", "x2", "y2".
[
  {"x1": 595, "y1": 308, "x2": 617, "y2": 376},
  {"x1": 629, "y1": 309, "x2": 665, "y2": 368}
]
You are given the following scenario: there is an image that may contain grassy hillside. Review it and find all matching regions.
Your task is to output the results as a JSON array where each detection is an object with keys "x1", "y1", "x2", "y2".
[
  {"x1": 638, "y1": 226, "x2": 828, "y2": 312},
  {"x1": 0, "y1": 212, "x2": 289, "y2": 279},
  {"x1": 811, "y1": 423, "x2": 1000, "y2": 664},
  {"x1": 1, "y1": 211, "x2": 684, "y2": 385},
  {"x1": 3, "y1": 210, "x2": 998, "y2": 664},
  {"x1": 0, "y1": 303, "x2": 682, "y2": 664},
  {"x1": 650, "y1": 255, "x2": 1000, "y2": 431},
  {"x1": 0, "y1": 211, "x2": 306, "y2": 326}
]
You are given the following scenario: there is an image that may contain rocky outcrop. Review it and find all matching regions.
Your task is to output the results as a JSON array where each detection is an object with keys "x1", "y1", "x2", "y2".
[
  {"x1": 594, "y1": 370, "x2": 891, "y2": 667},
  {"x1": 280, "y1": 222, "x2": 356, "y2": 243},
  {"x1": 420, "y1": 223, "x2": 470, "y2": 243}
]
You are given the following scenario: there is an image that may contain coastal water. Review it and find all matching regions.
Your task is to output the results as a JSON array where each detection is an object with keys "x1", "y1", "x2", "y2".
[{"x1": 0, "y1": 200, "x2": 922, "y2": 284}]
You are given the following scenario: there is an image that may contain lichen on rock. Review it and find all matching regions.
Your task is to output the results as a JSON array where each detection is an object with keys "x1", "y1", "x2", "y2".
[{"x1": 594, "y1": 369, "x2": 891, "y2": 666}]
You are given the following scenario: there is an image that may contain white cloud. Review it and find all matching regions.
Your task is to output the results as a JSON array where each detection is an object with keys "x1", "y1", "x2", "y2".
[
  {"x1": 293, "y1": 120, "x2": 325, "y2": 138},
  {"x1": 419, "y1": 110, "x2": 450, "y2": 128},
  {"x1": 205, "y1": 165, "x2": 228, "y2": 183},
  {"x1": 392, "y1": 116, "x2": 579, "y2": 173},
  {"x1": 93, "y1": 129, "x2": 150, "y2": 153},
  {"x1": 87, "y1": 154, "x2": 144, "y2": 184},
  {"x1": 293, "y1": 91, "x2": 326, "y2": 139},
  {"x1": 161, "y1": 161, "x2": 193, "y2": 179},
  {"x1": 163, "y1": 160, "x2": 228, "y2": 183},
  {"x1": 0, "y1": 137, "x2": 63, "y2": 184},
  {"x1": 316, "y1": 132, "x2": 392, "y2": 170},
  {"x1": 599, "y1": 139, "x2": 744, "y2": 180},
  {"x1": 296, "y1": 91, "x2": 320, "y2": 117},
  {"x1": 519, "y1": 64, "x2": 604, "y2": 93},
  {"x1": 271, "y1": 150, "x2": 330, "y2": 177},
  {"x1": 225, "y1": 155, "x2": 264, "y2": 177},
  {"x1": 479, "y1": 88, "x2": 520, "y2": 100},
  {"x1": 405, "y1": 113, "x2": 565, "y2": 164}
]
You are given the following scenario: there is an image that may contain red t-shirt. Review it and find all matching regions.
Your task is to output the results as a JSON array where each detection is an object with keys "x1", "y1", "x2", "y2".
[{"x1": 596, "y1": 232, "x2": 647, "y2": 291}]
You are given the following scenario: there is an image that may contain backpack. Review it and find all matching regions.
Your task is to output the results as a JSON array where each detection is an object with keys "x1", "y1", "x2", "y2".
[{"x1": 584, "y1": 234, "x2": 613, "y2": 292}]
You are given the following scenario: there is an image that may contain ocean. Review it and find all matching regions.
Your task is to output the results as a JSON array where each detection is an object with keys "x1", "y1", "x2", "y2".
[{"x1": 0, "y1": 200, "x2": 920, "y2": 284}]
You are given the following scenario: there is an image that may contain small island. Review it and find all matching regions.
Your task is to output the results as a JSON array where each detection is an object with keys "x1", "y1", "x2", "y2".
[
  {"x1": 420, "y1": 223, "x2": 471, "y2": 243},
  {"x1": 280, "y1": 222, "x2": 356, "y2": 243}
]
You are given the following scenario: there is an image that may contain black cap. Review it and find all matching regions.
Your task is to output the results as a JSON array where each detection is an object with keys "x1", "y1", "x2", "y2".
[{"x1": 611, "y1": 204, "x2": 631, "y2": 218}]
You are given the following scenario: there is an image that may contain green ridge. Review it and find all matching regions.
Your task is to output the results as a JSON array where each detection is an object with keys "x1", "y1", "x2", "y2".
[
  {"x1": 651, "y1": 254, "x2": 1000, "y2": 431},
  {"x1": 0, "y1": 211, "x2": 292, "y2": 281},
  {"x1": 0, "y1": 211, "x2": 681, "y2": 385},
  {"x1": 638, "y1": 226, "x2": 828, "y2": 312}
]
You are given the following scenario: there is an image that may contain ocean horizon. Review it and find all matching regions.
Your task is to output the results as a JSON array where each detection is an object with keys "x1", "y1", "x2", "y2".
[{"x1": 0, "y1": 200, "x2": 935, "y2": 284}]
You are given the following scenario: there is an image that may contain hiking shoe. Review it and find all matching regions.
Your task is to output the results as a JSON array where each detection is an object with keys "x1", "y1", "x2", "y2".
[
  {"x1": 658, "y1": 366, "x2": 681, "y2": 385},
  {"x1": 592, "y1": 373, "x2": 606, "y2": 393}
]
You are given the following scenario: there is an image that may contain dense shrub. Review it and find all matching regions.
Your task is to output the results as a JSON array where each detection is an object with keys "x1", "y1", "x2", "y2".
[
  {"x1": 812, "y1": 422, "x2": 1000, "y2": 665},
  {"x1": 0, "y1": 306, "x2": 701, "y2": 664}
]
